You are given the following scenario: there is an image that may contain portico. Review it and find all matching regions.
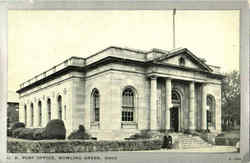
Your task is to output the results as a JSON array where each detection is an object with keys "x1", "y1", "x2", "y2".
[{"x1": 149, "y1": 75, "x2": 210, "y2": 132}]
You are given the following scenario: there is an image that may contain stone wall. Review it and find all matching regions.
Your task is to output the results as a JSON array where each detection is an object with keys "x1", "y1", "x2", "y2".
[
  {"x1": 19, "y1": 73, "x2": 77, "y2": 135},
  {"x1": 84, "y1": 62, "x2": 150, "y2": 139}
]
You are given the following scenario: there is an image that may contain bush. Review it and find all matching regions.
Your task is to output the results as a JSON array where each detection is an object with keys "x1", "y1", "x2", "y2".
[
  {"x1": 12, "y1": 128, "x2": 25, "y2": 138},
  {"x1": 10, "y1": 122, "x2": 25, "y2": 136},
  {"x1": 128, "y1": 130, "x2": 163, "y2": 140},
  {"x1": 10, "y1": 122, "x2": 25, "y2": 131},
  {"x1": 11, "y1": 128, "x2": 46, "y2": 140},
  {"x1": 18, "y1": 128, "x2": 36, "y2": 140},
  {"x1": 44, "y1": 119, "x2": 66, "y2": 140},
  {"x1": 215, "y1": 135, "x2": 239, "y2": 146},
  {"x1": 7, "y1": 139, "x2": 163, "y2": 153},
  {"x1": 33, "y1": 128, "x2": 46, "y2": 140},
  {"x1": 68, "y1": 125, "x2": 91, "y2": 140}
]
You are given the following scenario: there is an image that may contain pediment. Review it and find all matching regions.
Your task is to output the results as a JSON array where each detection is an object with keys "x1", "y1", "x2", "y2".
[
  {"x1": 161, "y1": 54, "x2": 200, "y2": 69},
  {"x1": 154, "y1": 48, "x2": 212, "y2": 72}
]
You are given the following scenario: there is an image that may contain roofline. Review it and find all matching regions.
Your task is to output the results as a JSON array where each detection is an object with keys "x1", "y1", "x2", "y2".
[
  {"x1": 155, "y1": 48, "x2": 213, "y2": 72},
  {"x1": 86, "y1": 46, "x2": 148, "y2": 60},
  {"x1": 20, "y1": 46, "x2": 149, "y2": 87},
  {"x1": 17, "y1": 55, "x2": 224, "y2": 94}
]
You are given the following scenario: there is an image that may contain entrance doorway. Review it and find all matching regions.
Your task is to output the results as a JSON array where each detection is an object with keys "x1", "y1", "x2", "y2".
[
  {"x1": 171, "y1": 90, "x2": 181, "y2": 132},
  {"x1": 170, "y1": 107, "x2": 179, "y2": 132}
]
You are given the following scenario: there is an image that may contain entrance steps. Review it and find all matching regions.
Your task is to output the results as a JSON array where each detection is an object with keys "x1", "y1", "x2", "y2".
[{"x1": 169, "y1": 133, "x2": 213, "y2": 149}]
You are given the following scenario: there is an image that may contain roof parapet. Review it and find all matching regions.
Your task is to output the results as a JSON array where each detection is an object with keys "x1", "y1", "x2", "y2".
[{"x1": 19, "y1": 57, "x2": 86, "y2": 89}]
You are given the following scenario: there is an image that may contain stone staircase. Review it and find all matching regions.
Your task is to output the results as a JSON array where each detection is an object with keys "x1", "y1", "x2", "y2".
[{"x1": 169, "y1": 133, "x2": 213, "y2": 149}]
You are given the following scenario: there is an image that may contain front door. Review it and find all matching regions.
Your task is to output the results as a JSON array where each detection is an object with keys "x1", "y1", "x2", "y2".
[{"x1": 170, "y1": 107, "x2": 179, "y2": 132}]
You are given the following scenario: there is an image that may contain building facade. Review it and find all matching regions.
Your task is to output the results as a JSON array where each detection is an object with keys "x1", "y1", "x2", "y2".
[{"x1": 17, "y1": 47, "x2": 224, "y2": 140}]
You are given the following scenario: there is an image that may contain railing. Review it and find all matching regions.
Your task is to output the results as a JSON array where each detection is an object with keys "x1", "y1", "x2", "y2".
[{"x1": 19, "y1": 57, "x2": 86, "y2": 89}]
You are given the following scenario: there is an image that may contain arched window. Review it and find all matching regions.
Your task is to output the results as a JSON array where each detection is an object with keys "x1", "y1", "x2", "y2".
[
  {"x1": 38, "y1": 101, "x2": 42, "y2": 126},
  {"x1": 207, "y1": 95, "x2": 215, "y2": 128},
  {"x1": 172, "y1": 90, "x2": 181, "y2": 104},
  {"x1": 58, "y1": 95, "x2": 62, "y2": 120},
  {"x1": 92, "y1": 89, "x2": 100, "y2": 122},
  {"x1": 47, "y1": 98, "x2": 51, "y2": 121},
  {"x1": 24, "y1": 104, "x2": 27, "y2": 125},
  {"x1": 122, "y1": 88, "x2": 135, "y2": 122},
  {"x1": 30, "y1": 103, "x2": 34, "y2": 127}
]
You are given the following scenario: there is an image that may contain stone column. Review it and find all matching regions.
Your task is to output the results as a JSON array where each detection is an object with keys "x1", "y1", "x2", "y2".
[
  {"x1": 150, "y1": 76, "x2": 158, "y2": 130},
  {"x1": 189, "y1": 81, "x2": 195, "y2": 130},
  {"x1": 34, "y1": 102, "x2": 39, "y2": 127},
  {"x1": 201, "y1": 84, "x2": 207, "y2": 130},
  {"x1": 42, "y1": 100, "x2": 48, "y2": 127},
  {"x1": 26, "y1": 104, "x2": 32, "y2": 128},
  {"x1": 165, "y1": 78, "x2": 172, "y2": 130}
]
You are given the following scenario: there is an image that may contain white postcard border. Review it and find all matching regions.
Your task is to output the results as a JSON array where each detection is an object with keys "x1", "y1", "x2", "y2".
[{"x1": 0, "y1": 1, "x2": 249, "y2": 163}]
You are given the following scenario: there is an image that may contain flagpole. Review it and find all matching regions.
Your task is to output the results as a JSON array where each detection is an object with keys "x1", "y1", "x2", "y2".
[{"x1": 173, "y1": 8, "x2": 176, "y2": 49}]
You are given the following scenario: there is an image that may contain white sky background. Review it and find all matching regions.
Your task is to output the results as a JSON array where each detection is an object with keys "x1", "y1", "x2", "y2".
[{"x1": 8, "y1": 10, "x2": 239, "y2": 92}]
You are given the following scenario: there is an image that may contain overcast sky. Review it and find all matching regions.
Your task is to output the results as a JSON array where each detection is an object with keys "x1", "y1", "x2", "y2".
[{"x1": 8, "y1": 10, "x2": 239, "y2": 92}]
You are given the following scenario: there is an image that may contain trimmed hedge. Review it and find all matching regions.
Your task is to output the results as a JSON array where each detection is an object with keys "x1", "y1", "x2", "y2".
[
  {"x1": 10, "y1": 119, "x2": 66, "y2": 140},
  {"x1": 10, "y1": 122, "x2": 25, "y2": 131},
  {"x1": 33, "y1": 128, "x2": 46, "y2": 140},
  {"x1": 128, "y1": 130, "x2": 164, "y2": 140},
  {"x1": 7, "y1": 138, "x2": 163, "y2": 153},
  {"x1": 10, "y1": 122, "x2": 25, "y2": 136},
  {"x1": 215, "y1": 136, "x2": 239, "y2": 146},
  {"x1": 44, "y1": 119, "x2": 66, "y2": 140}
]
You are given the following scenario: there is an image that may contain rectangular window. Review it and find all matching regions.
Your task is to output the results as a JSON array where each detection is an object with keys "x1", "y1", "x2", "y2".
[
  {"x1": 122, "y1": 109, "x2": 134, "y2": 122},
  {"x1": 95, "y1": 108, "x2": 99, "y2": 121}
]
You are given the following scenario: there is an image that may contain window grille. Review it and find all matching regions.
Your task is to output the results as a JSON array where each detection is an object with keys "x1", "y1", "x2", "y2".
[{"x1": 122, "y1": 88, "x2": 135, "y2": 122}]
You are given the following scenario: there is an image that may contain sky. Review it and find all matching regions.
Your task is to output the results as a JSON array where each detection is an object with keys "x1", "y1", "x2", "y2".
[{"x1": 8, "y1": 10, "x2": 240, "y2": 93}]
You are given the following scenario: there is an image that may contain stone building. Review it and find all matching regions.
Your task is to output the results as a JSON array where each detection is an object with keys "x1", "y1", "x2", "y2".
[{"x1": 17, "y1": 46, "x2": 224, "y2": 140}]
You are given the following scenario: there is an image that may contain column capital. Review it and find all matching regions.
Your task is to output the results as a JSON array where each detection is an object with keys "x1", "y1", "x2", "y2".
[{"x1": 150, "y1": 75, "x2": 157, "y2": 80}]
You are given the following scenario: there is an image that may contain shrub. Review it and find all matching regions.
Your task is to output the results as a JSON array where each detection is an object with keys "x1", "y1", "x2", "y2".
[
  {"x1": 7, "y1": 139, "x2": 163, "y2": 153},
  {"x1": 18, "y1": 128, "x2": 36, "y2": 140},
  {"x1": 33, "y1": 128, "x2": 46, "y2": 140},
  {"x1": 44, "y1": 119, "x2": 66, "y2": 140},
  {"x1": 10, "y1": 122, "x2": 25, "y2": 131},
  {"x1": 10, "y1": 122, "x2": 25, "y2": 136},
  {"x1": 128, "y1": 130, "x2": 163, "y2": 140},
  {"x1": 12, "y1": 128, "x2": 25, "y2": 138},
  {"x1": 68, "y1": 125, "x2": 91, "y2": 140}
]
